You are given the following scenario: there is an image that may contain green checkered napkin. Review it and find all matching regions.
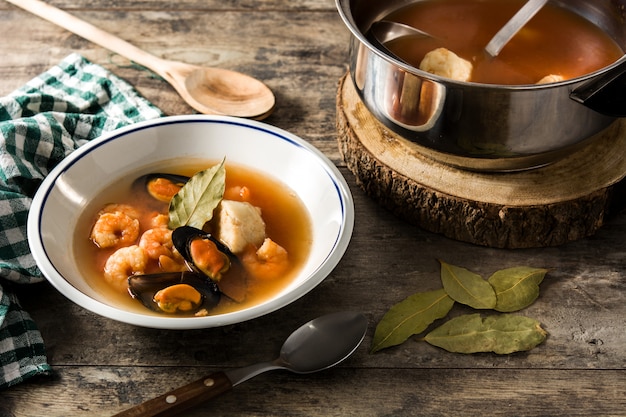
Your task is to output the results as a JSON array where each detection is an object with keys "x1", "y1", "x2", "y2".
[{"x1": 0, "y1": 53, "x2": 163, "y2": 389}]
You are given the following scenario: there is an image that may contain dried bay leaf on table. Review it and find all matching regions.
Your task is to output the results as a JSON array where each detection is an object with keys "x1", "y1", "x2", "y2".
[
  {"x1": 439, "y1": 260, "x2": 496, "y2": 309},
  {"x1": 424, "y1": 313, "x2": 548, "y2": 354},
  {"x1": 371, "y1": 289, "x2": 454, "y2": 353},
  {"x1": 169, "y1": 158, "x2": 226, "y2": 229},
  {"x1": 487, "y1": 267, "x2": 548, "y2": 312}
]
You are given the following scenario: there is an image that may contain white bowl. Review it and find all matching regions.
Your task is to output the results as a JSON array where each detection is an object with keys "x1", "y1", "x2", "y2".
[{"x1": 27, "y1": 115, "x2": 354, "y2": 329}]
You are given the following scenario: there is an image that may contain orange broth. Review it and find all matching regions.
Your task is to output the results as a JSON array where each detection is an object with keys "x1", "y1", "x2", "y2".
[
  {"x1": 384, "y1": 0, "x2": 624, "y2": 84},
  {"x1": 74, "y1": 160, "x2": 313, "y2": 317}
]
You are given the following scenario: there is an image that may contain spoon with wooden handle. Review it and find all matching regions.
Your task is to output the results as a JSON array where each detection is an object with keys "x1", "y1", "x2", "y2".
[
  {"x1": 5, "y1": 0, "x2": 276, "y2": 119},
  {"x1": 112, "y1": 311, "x2": 368, "y2": 417}
]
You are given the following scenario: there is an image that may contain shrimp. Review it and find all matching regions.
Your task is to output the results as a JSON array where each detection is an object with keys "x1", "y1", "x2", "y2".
[
  {"x1": 241, "y1": 238, "x2": 289, "y2": 280},
  {"x1": 139, "y1": 227, "x2": 186, "y2": 271},
  {"x1": 103, "y1": 245, "x2": 148, "y2": 293},
  {"x1": 90, "y1": 211, "x2": 140, "y2": 249},
  {"x1": 148, "y1": 212, "x2": 170, "y2": 229},
  {"x1": 101, "y1": 203, "x2": 141, "y2": 219},
  {"x1": 139, "y1": 228, "x2": 175, "y2": 260}
]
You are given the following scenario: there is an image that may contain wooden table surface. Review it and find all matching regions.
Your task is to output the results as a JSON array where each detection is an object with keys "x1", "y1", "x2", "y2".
[{"x1": 2, "y1": 1, "x2": 626, "y2": 416}]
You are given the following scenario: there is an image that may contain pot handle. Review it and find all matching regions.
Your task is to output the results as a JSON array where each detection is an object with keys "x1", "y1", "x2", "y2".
[{"x1": 570, "y1": 57, "x2": 626, "y2": 117}]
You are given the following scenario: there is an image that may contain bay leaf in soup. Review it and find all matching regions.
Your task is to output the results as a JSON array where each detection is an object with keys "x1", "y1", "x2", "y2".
[
  {"x1": 488, "y1": 267, "x2": 548, "y2": 312},
  {"x1": 371, "y1": 289, "x2": 454, "y2": 353},
  {"x1": 169, "y1": 159, "x2": 226, "y2": 230},
  {"x1": 424, "y1": 313, "x2": 548, "y2": 354},
  {"x1": 439, "y1": 260, "x2": 496, "y2": 309}
]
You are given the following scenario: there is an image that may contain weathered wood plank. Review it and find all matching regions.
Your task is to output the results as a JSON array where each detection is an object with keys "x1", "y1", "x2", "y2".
[
  {"x1": 0, "y1": 9, "x2": 350, "y2": 160},
  {"x1": 3, "y1": 367, "x2": 625, "y2": 416},
  {"x1": 0, "y1": 0, "x2": 338, "y2": 11}
]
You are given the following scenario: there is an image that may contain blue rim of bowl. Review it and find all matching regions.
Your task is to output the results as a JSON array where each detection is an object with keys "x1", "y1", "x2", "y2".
[{"x1": 27, "y1": 114, "x2": 355, "y2": 329}]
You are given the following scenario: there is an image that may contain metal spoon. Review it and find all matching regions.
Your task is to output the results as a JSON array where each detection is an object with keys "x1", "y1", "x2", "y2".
[
  {"x1": 369, "y1": 0, "x2": 548, "y2": 59},
  {"x1": 485, "y1": 0, "x2": 549, "y2": 57},
  {"x1": 368, "y1": 20, "x2": 434, "y2": 45},
  {"x1": 5, "y1": 0, "x2": 276, "y2": 120},
  {"x1": 366, "y1": 21, "x2": 433, "y2": 65},
  {"x1": 112, "y1": 311, "x2": 368, "y2": 417}
]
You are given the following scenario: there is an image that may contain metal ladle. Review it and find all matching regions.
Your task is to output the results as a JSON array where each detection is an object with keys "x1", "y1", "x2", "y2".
[
  {"x1": 368, "y1": 20, "x2": 434, "y2": 45},
  {"x1": 369, "y1": 0, "x2": 549, "y2": 59},
  {"x1": 485, "y1": 0, "x2": 549, "y2": 57},
  {"x1": 112, "y1": 311, "x2": 368, "y2": 417},
  {"x1": 5, "y1": 0, "x2": 276, "y2": 120}
]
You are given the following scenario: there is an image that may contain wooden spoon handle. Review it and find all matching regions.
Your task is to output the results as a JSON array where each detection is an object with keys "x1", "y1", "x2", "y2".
[
  {"x1": 5, "y1": 0, "x2": 166, "y2": 73},
  {"x1": 111, "y1": 371, "x2": 233, "y2": 417}
]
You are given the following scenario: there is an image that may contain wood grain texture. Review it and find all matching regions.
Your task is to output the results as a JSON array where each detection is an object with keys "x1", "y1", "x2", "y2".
[
  {"x1": 3, "y1": 367, "x2": 626, "y2": 416},
  {"x1": 1, "y1": 1, "x2": 626, "y2": 416},
  {"x1": 0, "y1": 3, "x2": 349, "y2": 160},
  {"x1": 0, "y1": 0, "x2": 335, "y2": 11}
]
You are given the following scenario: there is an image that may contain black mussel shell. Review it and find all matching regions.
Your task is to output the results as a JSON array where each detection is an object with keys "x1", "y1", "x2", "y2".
[
  {"x1": 173, "y1": 226, "x2": 248, "y2": 303},
  {"x1": 128, "y1": 271, "x2": 221, "y2": 314},
  {"x1": 142, "y1": 173, "x2": 190, "y2": 202},
  {"x1": 172, "y1": 225, "x2": 236, "y2": 264}
]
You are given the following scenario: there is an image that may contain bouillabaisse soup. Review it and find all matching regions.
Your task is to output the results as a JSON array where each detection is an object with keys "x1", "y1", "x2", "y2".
[
  {"x1": 384, "y1": 0, "x2": 624, "y2": 85},
  {"x1": 74, "y1": 160, "x2": 312, "y2": 317}
]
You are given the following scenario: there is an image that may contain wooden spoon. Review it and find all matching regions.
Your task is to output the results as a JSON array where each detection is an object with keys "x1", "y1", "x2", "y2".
[{"x1": 5, "y1": 0, "x2": 276, "y2": 119}]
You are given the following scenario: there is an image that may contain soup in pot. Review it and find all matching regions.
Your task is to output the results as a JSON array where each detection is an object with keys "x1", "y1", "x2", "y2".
[{"x1": 383, "y1": 0, "x2": 624, "y2": 84}]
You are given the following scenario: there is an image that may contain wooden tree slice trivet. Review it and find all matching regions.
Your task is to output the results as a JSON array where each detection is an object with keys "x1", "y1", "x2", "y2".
[{"x1": 336, "y1": 73, "x2": 626, "y2": 248}]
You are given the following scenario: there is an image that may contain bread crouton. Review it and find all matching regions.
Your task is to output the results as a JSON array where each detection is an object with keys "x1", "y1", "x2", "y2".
[{"x1": 419, "y1": 47, "x2": 473, "y2": 82}]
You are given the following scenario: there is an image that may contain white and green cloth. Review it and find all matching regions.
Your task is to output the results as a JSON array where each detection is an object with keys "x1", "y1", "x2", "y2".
[{"x1": 0, "y1": 53, "x2": 163, "y2": 389}]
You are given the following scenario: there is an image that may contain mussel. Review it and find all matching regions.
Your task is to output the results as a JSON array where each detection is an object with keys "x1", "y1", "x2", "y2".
[
  {"x1": 127, "y1": 226, "x2": 242, "y2": 315},
  {"x1": 128, "y1": 271, "x2": 221, "y2": 314},
  {"x1": 172, "y1": 225, "x2": 235, "y2": 281},
  {"x1": 142, "y1": 173, "x2": 190, "y2": 202}
]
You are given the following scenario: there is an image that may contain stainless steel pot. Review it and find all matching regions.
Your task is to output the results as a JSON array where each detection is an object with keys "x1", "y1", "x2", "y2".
[{"x1": 336, "y1": 0, "x2": 626, "y2": 171}]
